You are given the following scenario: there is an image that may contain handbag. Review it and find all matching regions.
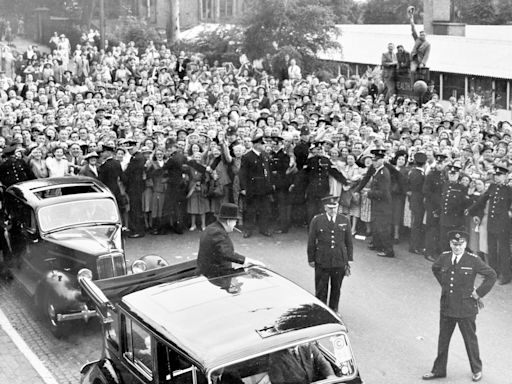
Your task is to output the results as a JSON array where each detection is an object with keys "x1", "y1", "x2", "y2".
[{"x1": 340, "y1": 190, "x2": 352, "y2": 207}]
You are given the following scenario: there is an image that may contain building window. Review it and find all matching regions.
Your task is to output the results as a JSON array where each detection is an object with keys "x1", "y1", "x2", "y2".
[
  {"x1": 495, "y1": 79, "x2": 507, "y2": 110},
  {"x1": 442, "y1": 72, "x2": 465, "y2": 102},
  {"x1": 468, "y1": 76, "x2": 493, "y2": 107}
]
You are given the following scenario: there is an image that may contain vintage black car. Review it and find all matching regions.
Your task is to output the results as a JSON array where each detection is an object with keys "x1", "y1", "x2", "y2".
[
  {"x1": 79, "y1": 261, "x2": 363, "y2": 384},
  {"x1": 1, "y1": 177, "x2": 126, "y2": 337}
]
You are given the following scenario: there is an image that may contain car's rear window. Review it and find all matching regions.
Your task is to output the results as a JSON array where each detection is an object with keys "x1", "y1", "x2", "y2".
[
  {"x1": 32, "y1": 184, "x2": 102, "y2": 199},
  {"x1": 38, "y1": 198, "x2": 119, "y2": 231}
]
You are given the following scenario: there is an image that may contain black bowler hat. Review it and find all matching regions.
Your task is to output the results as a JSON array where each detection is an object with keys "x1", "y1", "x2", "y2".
[
  {"x1": 447, "y1": 164, "x2": 462, "y2": 173},
  {"x1": 448, "y1": 230, "x2": 469, "y2": 243},
  {"x1": 494, "y1": 165, "x2": 509, "y2": 176},
  {"x1": 370, "y1": 148, "x2": 386, "y2": 158},
  {"x1": 101, "y1": 144, "x2": 116, "y2": 152},
  {"x1": 321, "y1": 195, "x2": 339, "y2": 206},
  {"x1": 300, "y1": 126, "x2": 310, "y2": 135},
  {"x1": 414, "y1": 152, "x2": 427, "y2": 165},
  {"x1": 217, "y1": 203, "x2": 241, "y2": 220}
]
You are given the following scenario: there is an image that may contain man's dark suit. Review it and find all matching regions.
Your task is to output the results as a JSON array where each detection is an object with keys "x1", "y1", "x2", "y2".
[
  {"x1": 439, "y1": 182, "x2": 470, "y2": 251},
  {"x1": 423, "y1": 169, "x2": 444, "y2": 258},
  {"x1": 123, "y1": 151, "x2": 145, "y2": 235},
  {"x1": 430, "y1": 250, "x2": 496, "y2": 377},
  {"x1": 270, "y1": 148, "x2": 291, "y2": 232},
  {"x1": 407, "y1": 167, "x2": 425, "y2": 252},
  {"x1": 367, "y1": 165, "x2": 393, "y2": 256},
  {"x1": 269, "y1": 343, "x2": 335, "y2": 384},
  {"x1": 98, "y1": 157, "x2": 123, "y2": 203},
  {"x1": 239, "y1": 149, "x2": 273, "y2": 234},
  {"x1": 467, "y1": 183, "x2": 512, "y2": 282},
  {"x1": 196, "y1": 220, "x2": 245, "y2": 278},
  {"x1": 381, "y1": 50, "x2": 397, "y2": 102},
  {"x1": 163, "y1": 151, "x2": 187, "y2": 233},
  {"x1": 308, "y1": 213, "x2": 353, "y2": 311}
]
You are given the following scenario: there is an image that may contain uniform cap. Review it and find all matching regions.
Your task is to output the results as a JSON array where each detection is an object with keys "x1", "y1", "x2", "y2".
[
  {"x1": 447, "y1": 164, "x2": 462, "y2": 173},
  {"x1": 370, "y1": 148, "x2": 386, "y2": 158},
  {"x1": 448, "y1": 230, "x2": 469, "y2": 243},
  {"x1": 434, "y1": 153, "x2": 447, "y2": 162},
  {"x1": 321, "y1": 195, "x2": 339, "y2": 206},
  {"x1": 494, "y1": 165, "x2": 509, "y2": 176}
]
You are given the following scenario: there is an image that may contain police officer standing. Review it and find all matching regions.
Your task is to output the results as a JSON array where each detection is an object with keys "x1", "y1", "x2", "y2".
[
  {"x1": 0, "y1": 145, "x2": 35, "y2": 279},
  {"x1": 269, "y1": 136, "x2": 292, "y2": 234},
  {"x1": 439, "y1": 164, "x2": 470, "y2": 251},
  {"x1": 423, "y1": 153, "x2": 447, "y2": 262},
  {"x1": 122, "y1": 139, "x2": 146, "y2": 238},
  {"x1": 239, "y1": 134, "x2": 273, "y2": 238},
  {"x1": 407, "y1": 152, "x2": 427, "y2": 255},
  {"x1": 467, "y1": 165, "x2": 512, "y2": 285},
  {"x1": 423, "y1": 230, "x2": 496, "y2": 382},
  {"x1": 358, "y1": 148, "x2": 394, "y2": 258},
  {"x1": 307, "y1": 196, "x2": 353, "y2": 312}
]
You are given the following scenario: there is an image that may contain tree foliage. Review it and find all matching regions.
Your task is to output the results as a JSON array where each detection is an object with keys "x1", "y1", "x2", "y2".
[
  {"x1": 242, "y1": 0, "x2": 341, "y2": 61},
  {"x1": 361, "y1": 0, "x2": 424, "y2": 24},
  {"x1": 320, "y1": 0, "x2": 363, "y2": 24}
]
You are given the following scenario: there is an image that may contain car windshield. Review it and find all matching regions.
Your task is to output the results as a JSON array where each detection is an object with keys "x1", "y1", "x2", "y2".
[
  {"x1": 38, "y1": 198, "x2": 119, "y2": 232},
  {"x1": 209, "y1": 333, "x2": 356, "y2": 384}
]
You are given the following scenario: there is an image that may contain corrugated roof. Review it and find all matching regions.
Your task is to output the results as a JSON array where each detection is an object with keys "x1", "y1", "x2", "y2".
[{"x1": 319, "y1": 24, "x2": 512, "y2": 79}]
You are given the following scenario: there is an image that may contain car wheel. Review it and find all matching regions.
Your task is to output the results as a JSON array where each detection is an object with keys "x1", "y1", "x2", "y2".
[{"x1": 43, "y1": 294, "x2": 70, "y2": 338}]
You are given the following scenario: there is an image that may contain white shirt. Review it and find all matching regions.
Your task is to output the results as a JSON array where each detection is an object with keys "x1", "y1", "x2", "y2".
[{"x1": 452, "y1": 252, "x2": 463, "y2": 265}]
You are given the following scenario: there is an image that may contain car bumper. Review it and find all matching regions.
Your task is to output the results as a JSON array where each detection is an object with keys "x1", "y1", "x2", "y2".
[{"x1": 56, "y1": 304, "x2": 97, "y2": 322}]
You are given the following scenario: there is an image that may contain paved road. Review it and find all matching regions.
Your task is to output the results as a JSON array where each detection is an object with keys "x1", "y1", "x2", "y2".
[{"x1": 1, "y1": 228, "x2": 511, "y2": 383}]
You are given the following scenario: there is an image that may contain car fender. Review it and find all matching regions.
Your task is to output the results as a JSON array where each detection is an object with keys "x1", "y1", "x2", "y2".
[
  {"x1": 36, "y1": 269, "x2": 83, "y2": 310},
  {"x1": 80, "y1": 358, "x2": 122, "y2": 384}
]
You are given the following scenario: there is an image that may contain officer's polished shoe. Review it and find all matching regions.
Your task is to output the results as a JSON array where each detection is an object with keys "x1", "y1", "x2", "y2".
[
  {"x1": 368, "y1": 245, "x2": 380, "y2": 251},
  {"x1": 422, "y1": 372, "x2": 446, "y2": 380},
  {"x1": 243, "y1": 231, "x2": 252, "y2": 238},
  {"x1": 498, "y1": 277, "x2": 511, "y2": 285},
  {"x1": 424, "y1": 254, "x2": 437, "y2": 262},
  {"x1": 472, "y1": 371, "x2": 482, "y2": 382},
  {"x1": 260, "y1": 230, "x2": 272, "y2": 237},
  {"x1": 377, "y1": 251, "x2": 395, "y2": 258}
]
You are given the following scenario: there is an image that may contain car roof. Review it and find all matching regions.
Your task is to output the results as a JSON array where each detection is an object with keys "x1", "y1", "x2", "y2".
[
  {"x1": 120, "y1": 267, "x2": 345, "y2": 371},
  {"x1": 6, "y1": 177, "x2": 114, "y2": 208}
]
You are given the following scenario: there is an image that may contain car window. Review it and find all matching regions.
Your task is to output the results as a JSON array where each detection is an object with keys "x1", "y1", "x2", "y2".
[
  {"x1": 156, "y1": 342, "x2": 205, "y2": 384},
  {"x1": 123, "y1": 315, "x2": 154, "y2": 380},
  {"x1": 210, "y1": 333, "x2": 357, "y2": 384},
  {"x1": 38, "y1": 198, "x2": 119, "y2": 231}
]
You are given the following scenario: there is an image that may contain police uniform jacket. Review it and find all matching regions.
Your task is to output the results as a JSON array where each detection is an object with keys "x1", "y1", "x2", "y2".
[
  {"x1": 423, "y1": 169, "x2": 444, "y2": 216},
  {"x1": 367, "y1": 165, "x2": 392, "y2": 216},
  {"x1": 239, "y1": 149, "x2": 273, "y2": 198},
  {"x1": 270, "y1": 148, "x2": 290, "y2": 191},
  {"x1": 440, "y1": 182, "x2": 470, "y2": 227},
  {"x1": 305, "y1": 155, "x2": 346, "y2": 199},
  {"x1": 407, "y1": 167, "x2": 425, "y2": 212},
  {"x1": 98, "y1": 157, "x2": 122, "y2": 201},
  {"x1": 467, "y1": 183, "x2": 512, "y2": 234},
  {"x1": 0, "y1": 158, "x2": 35, "y2": 188},
  {"x1": 197, "y1": 220, "x2": 245, "y2": 278},
  {"x1": 432, "y1": 250, "x2": 496, "y2": 318},
  {"x1": 123, "y1": 151, "x2": 145, "y2": 196},
  {"x1": 307, "y1": 213, "x2": 353, "y2": 268}
]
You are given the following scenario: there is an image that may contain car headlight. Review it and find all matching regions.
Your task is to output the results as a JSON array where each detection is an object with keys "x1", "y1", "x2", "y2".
[
  {"x1": 77, "y1": 268, "x2": 93, "y2": 280},
  {"x1": 131, "y1": 260, "x2": 147, "y2": 274}
]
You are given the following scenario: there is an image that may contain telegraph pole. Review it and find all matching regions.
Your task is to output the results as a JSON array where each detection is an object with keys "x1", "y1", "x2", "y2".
[{"x1": 99, "y1": 0, "x2": 105, "y2": 50}]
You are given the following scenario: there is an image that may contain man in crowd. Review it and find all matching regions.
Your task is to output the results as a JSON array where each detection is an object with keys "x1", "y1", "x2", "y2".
[
  {"x1": 381, "y1": 42, "x2": 397, "y2": 102},
  {"x1": 408, "y1": 151, "x2": 427, "y2": 255}
]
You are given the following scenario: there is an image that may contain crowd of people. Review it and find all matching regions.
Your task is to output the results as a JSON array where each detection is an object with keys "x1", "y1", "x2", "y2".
[{"x1": 0, "y1": 30, "x2": 511, "y2": 285}]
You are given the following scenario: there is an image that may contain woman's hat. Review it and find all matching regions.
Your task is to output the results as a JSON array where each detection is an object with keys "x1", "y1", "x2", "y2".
[{"x1": 217, "y1": 203, "x2": 241, "y2": 220}]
